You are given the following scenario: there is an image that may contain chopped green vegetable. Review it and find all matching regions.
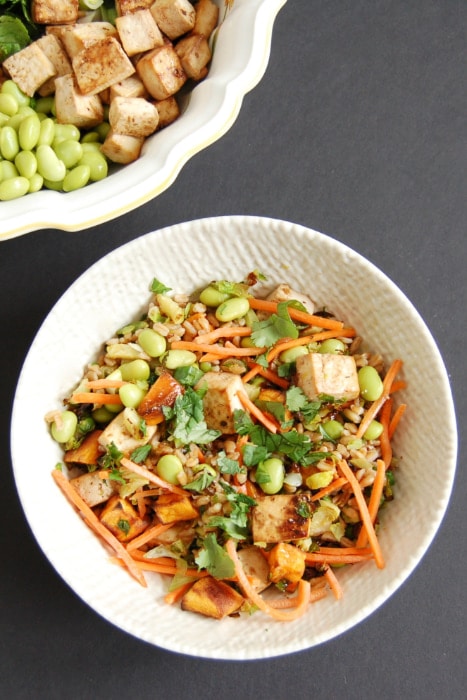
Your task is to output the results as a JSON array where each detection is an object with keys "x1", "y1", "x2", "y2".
[
  {"x1": 195, "y1": 533, "x2": 235, "y2": 579},
  {"x1": 251, "y1": 302, "x2": 298, "y2": 347}
]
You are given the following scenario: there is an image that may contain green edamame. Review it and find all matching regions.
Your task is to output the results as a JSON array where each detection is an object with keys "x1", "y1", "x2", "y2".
[
  {"x1": 199, "y1": 286, "x2": 230, "y2": 307},
  {"x1": 120, "y1": 359, "x2": 150, "y2": 381},
  {"x1": 0, "y1": 126, "x2": 19, "y2": 160},
  {"x1": 54, "y1": 139, "x2": 83, "y2": 168},
  {"x1": 36, "y1": 144, "x2": 66, "y2": 182},
  {"x1": 363, "y1": 420, "x2": 384, "y2": 441},
  {"x1": 138, "y1": 328, "x2": 167, "y2": 357},
  {"x1": 256, "y1": 458, "x2": 284, "y2": 494},
  {"x1": 279, "y1": 345, "x2": 309, "y2": 363},
  {"x1": 165, "y1": 349, "x2": 197, "y2": 369},
  {"x1": 15, "y1": 150, "x2": 37, "y2": 179},
  {"x1": 358, "y1": 365, "x2": 384, "y2": 402},
  {"x1": 18, "y1": 113, "x2": 41, "y2": 150},
  {"x1": 119, "y1": 383, "x2": 146, "y2": 408},
  {"x1": 51, "y1": 410, "x2": 78, "y2": 443},
  {"x1": 156, "y1": 454, "x2": 183, "y2": 484},
  {"x1": 322, "y1": 419, "x2": 344, "y2": 440},
  {"x1": 62, "y1": 164, "x2": 91, "y2": 192},
  {"x1": 215, "y1": 296, "x2": 250, "y2": 323},
  {"x1": 318, "y1": 338, "x2": 346, "y2": 354},
  {"x1": 0, "y1": 176, "x2": 29, "y2": 200}
]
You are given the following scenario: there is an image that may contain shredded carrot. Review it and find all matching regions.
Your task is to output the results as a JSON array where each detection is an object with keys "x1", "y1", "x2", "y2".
[
  {"x1": 226, "y1": 539, "x2": 311, "y2": 621},
  {"x1": 316, "y1": 546, "x2": 373, "y2": 556},
  {"x1": 379, "y1": 398, "x2": 393, "y2": 467},
  {"x1": 355, "y1": 359, "x2": 403, "y2": 439},
  {"x1": 337, "y1": 459, "x2": 385, "y2": 569},
  {"x1": 170, "y1": 340, "x2": 266, "y2": 357},
  {"x1": 268, "y1": 586, "x2": 328, "y2": 608},
  {"x1": 124, "y1": 558, "x2": 207, "y2": 578},
  {"x1": 248, "y1": 298, "x2": 344, "y2": 330},
  {"x1": 237, "y1": 390, "x2": 278, "y2": 433},
  {"x1": 164, "y1": 580, "x2": 194, "y2": 605},
  {"x1": 52, "y1": 469, "x2": 146, "y2": 587},
  {"x1": 85, "y1": 378, "x2": 127, "y2": 389},
  {"x1": 70, "y1": 391, "x2": 123, "y2": 405},
  {"x1": 389, "y1": 380, "x2": 407, "y2": 394},
  {"x1": 120, "y1": 457, "x2": 187, "y2": 495},
  {"x1": 266, "y1": 335, "x2": 317, "y2": 362},
  {"x1": 324, "y1": 565, "x2": 343, "y2": 600},
  {"x1": 356, "y1": 459, "x2": 386, "y2": 548},
  {"x1": 304, "y1": 552, "x2": 373, "y2": 565},
  {"x1": 126, "y1": 521, "x2": 174, "y2": 551},
  {"x1": 310, "y1": 476, "x2": 348, "y2": 501},
  {"x1": 389, "y1": 403, "x2": 407, "y2": 439},
  {"x1": 194, "y1": 326, "x2": 252, "y2": 344},
  {"x1": 243, "y1": 361, "x2": 289, "y2": 389}
]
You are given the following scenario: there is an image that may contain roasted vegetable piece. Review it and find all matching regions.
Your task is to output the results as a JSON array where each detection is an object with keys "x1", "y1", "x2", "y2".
[
  {"x1": 181, "y1": 576, "x2": 244, "y2": 619},
  {"x1": 251, "y1": 494, "x2": 313, "y2": 544},
  {"x1": 237, "y1": 545, "x2": 271, "y2": 593},
  {"x1": 64, "y1": 429, "x2": 103, "y2": 465},
  {"x1": 137, "y1": 371, "x2": 183, "y2": 425},
  {"x1": 268, "y1": 542, "x2": 306, "y2": 584},
  {"x1": 154, "y1": 492, "x2": 199, "y2": 524},
  {"x1": 99, "y1": 495, "x2": 149, "y2": 542}
]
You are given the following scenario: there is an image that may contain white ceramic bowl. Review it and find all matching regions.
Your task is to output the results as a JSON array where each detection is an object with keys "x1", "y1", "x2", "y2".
[
  {"x1": 11, "y1": 216, "x2": 457, "y2": 659},
  {"x1": 1, "y1": 1, "x2": 286, "y2": 241}
]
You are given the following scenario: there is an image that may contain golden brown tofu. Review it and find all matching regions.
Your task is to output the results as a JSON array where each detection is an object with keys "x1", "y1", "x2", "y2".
[
  {"x1": 136, "y1": 44, "x2": 187, "y2": 100},
  {"x1": 268, "y1": 542, "x2": 306, "y2": 584},
  {"x1": 192, "y1": 0, "x2": 219, "y2": 38},
  {"x1": 54, "y1": 74, "x2": 104, "y2": 128},
  {"x1": 266, "y1": 284, "x2": 315, "y2": 314},
  {"x1": 251, "y1": 494, "x2": 313, "y2": 544},
  {"x1": 296, "y1": 352, "x2": 360, "y2": 403},
  {"x1": 97, "y1": 409, "x2": 158, "y2": 454},
  {"x1": 109, "y1": 96, "x2": 159, "y2": 137},
  {"x1": 2, "y1": 42, "x2": 56, "y2": 97},
  {"x1": 110, "y1": 75, "x2": 149, "y2": 101},
  {"x1": 153, "y1": 95, "x2": 180, "y2": 129},
  {"x1": 154, "y1": 493, "x2": 199, "y2": 524},
  {"x1": 36, "y1": 34, "x2": 73, "y2": 96},
  {"x1": 237, "y1": 545, "x2": 270, "y2": 593},
  {"x1": 116, "y1": 0, "x2": 153, "y2": 15},
  {"x1": 101, "y1": 129, "x2": 145, "y2": 164},
  {"x1": 57, "y1": 22, "x2": 118, "y2": 60},
  {"x1": 174, "y1": 34, "x2": 211, "y2": 81},
  {"x1": 100, "y1": 495, "x2": 149, "y2": 542},
  {"x1": 150, "y1": 0, "x2": 196, "y2": 40},
  {"x1": 72, "y1": 37, "x2": 135, "y2": 96},
  {"x1": 116, "y1": 9, "x2": 164, "y2": 57},
  {"x1": 32, "y1": 0, "x2": 79, "y2": 25},
  {"x1": 181, "y1": 576, "x2": 244, "y2": 619},
  {"x1": 195, "y1": 371, "x2": 246, "y2": 434},
  {"x1": 70, "y1": 472, "x2": 117, "y2": 508}
]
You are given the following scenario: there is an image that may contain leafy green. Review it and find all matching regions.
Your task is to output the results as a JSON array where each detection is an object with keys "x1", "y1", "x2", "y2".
[
  {"x1": 129, "y1": 444, "x2": 151, "y2": 464},
  {"x1": 208, "y1": 482, "x2": 256, "y2": 540},
  {"x1": 211, "y1": 279, "x2": 250, "y2": 298},
  {"x1": 150, "y1": 277, "x2": 171, "y2": 295},
  {"x1": 216, "y1": 451, "x2": 242, "y2": 475},
  {"x1": 173, "y1": 364, "x2": 204, "y2": 387},
  {"x1": 285, "y1": 386, "x2": 323, "y2": 423},
  {"x1": 195, "y1": 533, "x2": 235, "y2": 579},
  {"x1": 251, "y1": 302, "x2": 299, "y2": 347},
  {"x1": 183, "y1": 468, "x2": 215, "y2": 492},
  {"x1": 162, "y1": 387, "x2": 221, "y2": 446}
]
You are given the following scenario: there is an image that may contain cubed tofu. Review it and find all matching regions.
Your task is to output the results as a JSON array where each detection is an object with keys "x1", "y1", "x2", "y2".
[
  {"x1": 150, "y1": 0, "x2": 196, "y2": 40},
  {"x1": 98, "y1": 409, "x2": 158, "y2": 454},
  {"x1": 2, "y1": 42, "x2": 56, "y2": 97},
  {"x1": 32, "y1": 0, "x2": 79, "y2": 25},
  {"x1": 54, "y1": 74, "x2": 104, "y2": 128},
  {"x1": 109, "y1": 96, "x2": 159, "y2": 137},
  {"x1": 295, "y1": 353, "x2": 360, "y2": 403},
  {"x1": 100, "y1": 495, "x2": 149, "y2": 542},
  {"x1": 195, "y1": 371, "x2": 246, "y2": 434},
  {"x1": 116, "y1": 9, "x2": 164, "y2": 57},
  {"x1": 70, "y1": 471, "x2": 117, "y2": 508},
  {"x1": 116, "y1": 0, "x2": 153, "y2": 14},
  {"x1": 64, "y1": 429, "x2": 103, "y2": 465},
  {"x1": 101, "y1": 129, "x2": 145, "y2": 164},
  {"x1": 154, "y1": 493, "x2": 199, "y2": 524},
  {"x1": 110, "y1": 75, "x2": 149, "y2": 101},
  {"x1": 266, "y1": 284, "x2": 315, "y2": 315},
  {"x1": 192, "y1": 0, "x2": 219, "y2": 38},
  {"x1": 181, "y1": 576, "x2": 244, "y2": 619},
  {"x1": 153, "y1": 95, "x2": 180, "y2": 128},
  {"x1": 251, "y1": 494, "x2": 313, "y2": 544},
  {"x1": 268, "y1": 542, "x2": 306, "y2": 584},
  {"x1": 56, "y1": 22, "x2": 118, "y2": 60},
  {"x1": 174, "y1": 34, "x2": 211, "y2": 81},
  {"x1": 237, "y1": 545, "x2": 270, "y2": 593},
  {"x1": 136, "y1": 44, "x2": 186, "y2": 100},
  {"x1": 36, "y1": 34, "x2": 73, "y2": 96},
  {"x1": 72, "y1": 37, "x2": 135, "y2": 95}
]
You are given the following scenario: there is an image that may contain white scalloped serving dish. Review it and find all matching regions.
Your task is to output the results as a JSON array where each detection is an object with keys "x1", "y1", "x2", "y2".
[
  {"x1": 11, "y1": 216, "x2": 457, "y2": 659},
  {"x1": 1, "y1": 1, "x2": 286, "y2": 241}
]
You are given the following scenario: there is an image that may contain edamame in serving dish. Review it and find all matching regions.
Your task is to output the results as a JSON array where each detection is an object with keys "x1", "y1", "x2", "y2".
[{"x1": 11, "y1": 216, "x2": 457, "y2": 658}]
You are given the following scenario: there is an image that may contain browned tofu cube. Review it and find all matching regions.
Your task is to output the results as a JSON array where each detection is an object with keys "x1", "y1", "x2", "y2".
[
  {"x1": 136, "y1": 44, "x2": 187, "y2": 100},
  {"x1": 195, "y1": 371, "x2": 246, "y2": 434},
  {"x1": 54, "y1": 74, "x2": 104, "y2": 128},
  {"x1": 193, "y1": 0, "x2": 219, "y2": 38},
  {"x1": 109, "y1": 96, "x2": 159, "y2": 137},
  {"x1": 181, "y1": 576, "x2": 244, "y2": 619},
  {"x1": 2, "y1": 42, "x2": 56, "y2": 97},
  {"x1": 56, "y1": 22, "x2": 118, "y2": 60},
  {"x1": 110, "y1": 76, "x2": 149, "y2": 101},
  {"x1": 154, "y1": 493, "x2": 199, "y2": 524},
  {"x1": 70, "y1": 472, "x2": 116, "y2": 508},
  {"x1": 153, "y1": 95, "x2": 180, "y2": 128},
  {"x1": 237, "y1": 545, "x2": 270, "y2": 593},
  {"x1": 101, "y1": 129, "x2": 145, "y2": 164},
  {"x1": 116, "y1": 0, "x2": 153, "y2": 14},
  {"x1": 100, "y1": 495, "x2": 149, "y2": 542},
  {"x1": 251, "y1": 494, "x2": 313, "y2": 544},
  {"x1": 150, "y1": 0, "x2": 196, "y2": 40},
  {"x1": 116, "y1": 9, "x2": 164, "y2": 57},
  {"x1": 266, "y1": 283, "x2": 315, "y2": 314},
  {"x1": 175, "y1": 34, "x2": 211, "y2": 81},
  {"x1": 32, "y1": 0, "x2": 79, "y2": 25},
  {"x1": 72, "y1": 37, "x2": 135, "y2": 95},
  {"x1": 296, "y1": 353, "x2": 360, "y2": 403},
  {"x1": 36, "y1": 34, "x2": 73, "y2": 96},
  {"x1": 268, "y1": 542, "x2": 306, "y2": 583}
]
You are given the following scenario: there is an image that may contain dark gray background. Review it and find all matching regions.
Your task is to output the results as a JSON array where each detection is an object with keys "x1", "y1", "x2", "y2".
[{"x1": 1, "y1": 1, "x2": 465, "y2": 698}]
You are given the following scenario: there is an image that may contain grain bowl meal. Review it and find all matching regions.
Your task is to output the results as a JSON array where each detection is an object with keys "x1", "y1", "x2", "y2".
[{"x1": 47, "y1": 270, "x2": 406, "y2": 621}]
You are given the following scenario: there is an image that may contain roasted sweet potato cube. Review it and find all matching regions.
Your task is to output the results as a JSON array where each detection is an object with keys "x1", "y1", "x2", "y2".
[
  {"x1": 100, "y1": 495, "x2": 149, "y2": 542},
  {"x1": 137, "y1": 371, "x2": 183, "y2": 425},
  {"x1": 154, "y1": 493, "x2": 199, "y2": 524},
  {"x1": 64, "y1": 429, "x2": 103, "y2": 465},
  {"x1": 181, "y1": 576, "x2": 244, "y2": 619},
  {"x1": 268, "y1": 542, "x2": 306, "y2": 584}
]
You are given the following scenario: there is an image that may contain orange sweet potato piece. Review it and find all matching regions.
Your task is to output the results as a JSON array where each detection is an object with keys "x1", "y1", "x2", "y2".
[
  {"x1": 64, "y1": 429, "x2": 103, "y2": 464},
  {"x1": 137, "y1": 371, "x2": 183, "y2": 425},
  {"x1": 268, "y1": 542, "x2": 306, "y2": 584},
  {"x1": 100, "y1": 495, "x2": 149, "y2": 542},
  {"x1": 154, "y1": 492, "x2": 199, "y2": 524},
  {"x1": 181, "y1": 576, "x2": 244, "y2": 619}
]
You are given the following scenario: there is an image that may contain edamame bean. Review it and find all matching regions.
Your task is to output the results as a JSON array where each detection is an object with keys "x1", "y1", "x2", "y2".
[
  {"x1": 363, "y1": 420, "x2": 384, "y2": 441},
  {"x1": 256, "y1": 457, "x2": 284, "y2": 494},
  {"x1": 0, "y1": 160, "x2": 19, "y2": 180},
  {"x1": 36, "y1": 144, "x2": 66, "y2": 181},
  {"x1": 358, "y1": 365, "x2": 384, "y2": 402},
  {"x1": 0, "y1": 176, "x2": 30, "y2": 200},
  {"x1": 0, "y1": 126, "x2": 19, "y2": 160},
  {"x1": 1, "y1": 80, "x2": 30, "y2": 107},
  {"x1": 138, "y1": 328, "x2": 167, "y2": 357},
  {"x1": 120, "y1": 359, "x2": 150, "y2": 381},
  {"x1": 79, "y1": 150, "x2": 108, "y2": 181},
  {"x1": 28, "y1": 173, "x2": 44, "y2": 193},
  {"x1": 279, "y1": 345, "x2": 309, "y2": 363},
  {"x1": 318, "y1": 338, "x2": 346, "y2": 354},
  {"x1": 42, "y1": 177, "x2": 64, "y2": 191},
  {"x1": 81, "y1": 131, "x2": 100, "y2": 143},
  {"x1": 50, "y1": 410, "x2": 78, "y2": 443},
  {"x1": 156, "y1": 454, "x2": 183, "y2": 484},
  {"x1": 306, "y1": 471, "x2": 334, "y2": 490},
  {"x1": 119, "y1": 383, "x2": 146, "y2": 408},
  {"x1": 215, "y1": 296, "x2": 250, "y2": 323},
  {"x1": 53, "y1": 123, "x2": 80, "y2": 144},
  {"x1": 322, "y1": 419, "x2": 344, "y2": 440},
  {"x1": 92, "y1": 406, "x2": 115, "y2": 424},
  {"x1": 54, "y1": 139, "x2": 83, "y2": 168},
  {"x1": 35, "y1": 96, "x2": 54, "y2": 114},
  {"x1": 18, "y1": 113, "x2": 41, "y2": 150},
  {"x1": 15, "y1": 150, "x2": 37, "y2": 179},
  {"x1": 38, "y1": 118, "x2": 55, "y2": 146},
  {"x1": 0, "y1": 93, "x2": 18, "y2": 117},
  {"x1": 63, "y1": 164, "x2": 91, "y2": 192},
  {"x1": 95, "y1": 121, "x2": 110, "y2": 140},
  {"x1": 165, "y1": 349, "x2": 197, "y2": 369},
  {"x1": 199, "y1": 286, "x2": 230, "y2": 307}
]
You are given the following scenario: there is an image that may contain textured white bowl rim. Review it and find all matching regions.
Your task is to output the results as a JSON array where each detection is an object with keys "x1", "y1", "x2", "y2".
[
  {"x1": 11, "y1": 215, "x2": 458, "y2": 659},
  {"x1": 1, "y1": 0, "x2": 287, "y2": 241}
]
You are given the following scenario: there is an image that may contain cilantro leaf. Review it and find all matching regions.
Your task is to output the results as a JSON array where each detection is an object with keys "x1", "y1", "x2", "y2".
[
  {"x1": 184, "y1": 468, "x2": 215, "y2": 492},
  {"x1": 129, "y1": 444, "x2": 151, "y2": 463},
  {"x1": 251, "y1": 302, "x2": 299, "y2": 348},
  {"x1": 173, "y1": 365, "x2": 204, "y2": 387},
  {"x1": 150, "y1": 277, "x2": 171, "y2": 294},
  {"x1": 217, "y1": 451, "x2": 242, "y2": 475},
  {"x1": 241, "y1": 442, "x2": 269, "y2": 467},
  {"x1": 99, "y1": 442, "x2": 123, "y2": 469},
  {"x1": 209, "y1": 482, "x2": 256, "y2": 539},
  {"x1": 286, "y1": 386, "x2": 322, "y2": 422},
  {"x1": 163, "y1": 388, "x2": 221, "y2": 446},
  {"x1": 195, "y1": 533, "x2": 235, "y2": 578}
]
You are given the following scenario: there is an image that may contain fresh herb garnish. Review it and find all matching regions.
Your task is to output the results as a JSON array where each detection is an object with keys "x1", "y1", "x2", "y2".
[
  {"x1": 117, "y1": 519, "x2": 130, "y2": 535},
  {"x1": 195, "y1": 533, "x2": 235, "y2": 579},
  {"x1": 184, "y1": 468, "x2": 215, "y2": 492},
  {"x1": 173, "y1": 364, "x2": 204, "y2": 387},
  {"x1": 251, "y1": 302, "x2": 299, "y2": 347},
  {"x1": 150, "y1": 277, "x2": 171, "y2": 295},
  {"x1": 163, "y1": 387, "x2": 221, "y2": 446},
  {"x1": 208, "y1": 483, "x2": 256, "y2": 540},
  {"x1": 217, "y1": 451, "x2": 242, "y2": 475},
  {"x1": 129, "y1": 444, "x2": 151, "y2": 463}
]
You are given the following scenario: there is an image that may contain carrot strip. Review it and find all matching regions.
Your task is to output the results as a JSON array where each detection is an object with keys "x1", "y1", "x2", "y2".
[
  {"x1": 237, "y1": 391, "x2": 278, "y2": 434},
  {"x1": 324, "y1": 565, "x2": 343, "y2": 600},
  {"x1": 164, "y1": 581, "x2": 194, "y2": 605},
  {"x1": 70, "y1": 392, "x2": 123, "y2": 405},
  {"x1": 126, "y1": 521, "x2": 174, "y2": 551},
  {"x1": 126, "y1": 559, "x2": 207, "y2": 578},
  {"x1": 337, "y1": 459, "x2": 385, "y2": 569},
  {"x1": 226, "y1": 539, "x2": 311, "y2": 621},
  {"x1": 389, "y1": 380, "x2": 407, "y2": 394},
  {"x1": 379, "y1": 398, "x2": 393, "y2": 467},
  {"x1": 120, "y1": 457, "x2": 187, "y2": 495},
  {"x1": 170, "y1": 340, "x2": 266, "y2": 357},
  {"x1": 266, "y1": 335, "x2": 317, "y2": 362},
  {"x1": 85, "y1": 379, "x2": 127, "y2": 389},
  {"x1": 310, "y1": 476, "x2": 348, "y2": 502},
  {"x1": 243, "y1": 361, "x2": 289, "y2": 389},
  {"x1": 316, "y1": 546, "x2": 373, "y2": 556},
  {"x1": 355, "y1": 359, "x2": 403, "y2": 439},
  {"x1": 194, "y1": 326, "x2": 252, "y2": 344},
  {"x1": 356, "y1": 459, "x2": 386, "y2": 548},
  {"x1": 52, "y1": 469, "x2": 146, "y2": 587},
  {"x1": 304, "y1": 552, "x2": 373, "y2": 565},
  {"x1": 248, "y1": 298, "x2": 344, "y2": 330},
  {"x1": 389, "y1": 403, "x2": 407, "y2": 439},
  {"x1": 268, "y1": 586, "x2": 328, "y2": 608}
]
